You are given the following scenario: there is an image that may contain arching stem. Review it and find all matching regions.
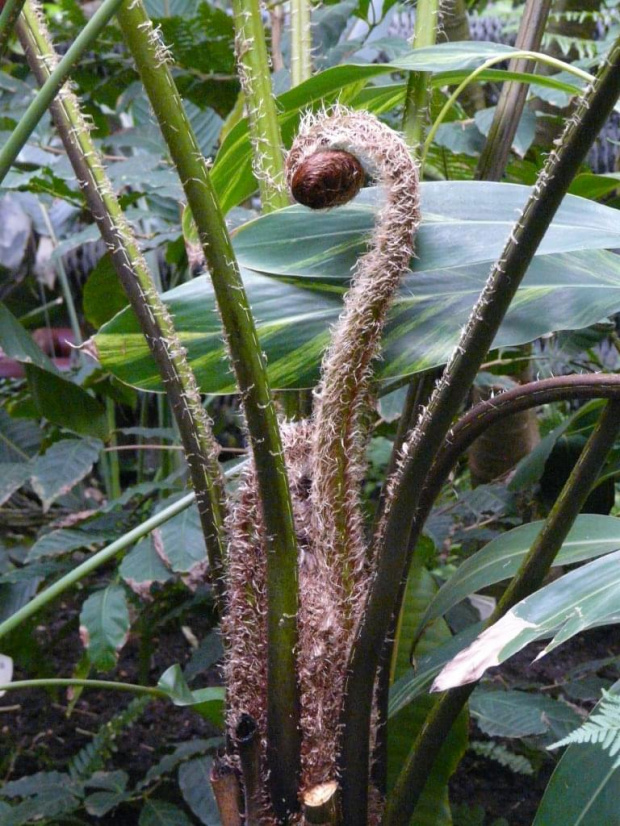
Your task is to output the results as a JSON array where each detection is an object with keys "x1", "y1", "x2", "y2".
[{"x1": 340, "y1": 32, "x2": 620, "y2": 825}]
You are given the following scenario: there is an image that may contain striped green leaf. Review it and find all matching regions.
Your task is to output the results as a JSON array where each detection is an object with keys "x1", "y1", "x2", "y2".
[
  {"x1": 212, "y1": 42, "x2": 591, "y2": 213},
  {"x1": 388, "y1": 561, "x2": 468, "y2": 825},
  {"x1": 95, "y1": 182, "x2": 620, "y2": 394}
]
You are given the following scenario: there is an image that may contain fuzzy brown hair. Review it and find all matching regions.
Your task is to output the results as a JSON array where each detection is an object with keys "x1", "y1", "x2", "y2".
[{"x1": 224, "y1": 107, "x2": 420, "y2": 821}]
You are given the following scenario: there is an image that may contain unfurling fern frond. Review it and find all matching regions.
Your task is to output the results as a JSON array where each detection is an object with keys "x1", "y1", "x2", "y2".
[{"x1": 549, "y1": 690, "x2": 620, "y2": 767}]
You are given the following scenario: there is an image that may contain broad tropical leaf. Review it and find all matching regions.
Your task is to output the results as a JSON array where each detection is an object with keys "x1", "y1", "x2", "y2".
[
  {"x1": 433, "y1": 550, "x2": 620, "y2": 692},
  {"x1": 96, "y1": 183, "x2": 620, "y2": 393},
  {"x1": 418, "y1": 515, "x2": 620, "y2": 634},
  {"x1": 388, "y1": 558, "x2": 468, "y2": 825},
  {"x1": 212, "y1": 43, "x2": 591, "y2": 212},
  {"x1": 157, "y1": 664, "x2": 224, "y2": 726},
  {"x1": 470, "y1": 686, "x2": 579, "y2": 740}
]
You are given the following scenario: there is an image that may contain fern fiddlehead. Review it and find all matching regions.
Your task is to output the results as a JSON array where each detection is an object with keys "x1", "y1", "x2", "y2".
[{"x1": 224, "y1": 108, "x2": 420, "y2": 822}]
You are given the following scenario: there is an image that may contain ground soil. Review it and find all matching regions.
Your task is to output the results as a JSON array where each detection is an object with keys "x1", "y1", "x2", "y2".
[{"x1": 1, "y1": 595, "x2": 618, "y2": 825}]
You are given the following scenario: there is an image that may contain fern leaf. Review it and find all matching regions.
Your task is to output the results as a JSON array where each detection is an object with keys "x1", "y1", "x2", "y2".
[
  {"x1": 68, "y1": 696, "x2": 150, "y2": 781},
  {"x1": 549, "y1": 690, "x2": 620, "y2": 768},
  {"x1": 469, "y1": 740, "x2": 534, "y2": 776}
]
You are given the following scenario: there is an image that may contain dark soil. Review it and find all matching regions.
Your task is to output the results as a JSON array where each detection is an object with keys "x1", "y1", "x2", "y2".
[
  {"x1": 2, "y1": 593, "x2": 619, "y2": 825},
  {"x1": 450, "y1": 626, "x2": 620, "y2": 825},
  {"x1": 1, "y1": 594, "x2": 220, "y2": 824}
]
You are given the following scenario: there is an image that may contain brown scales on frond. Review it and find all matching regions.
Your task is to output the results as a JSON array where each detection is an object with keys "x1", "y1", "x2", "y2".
[{"x1": 223, "y1": 108, "x2": 420, "y2": 821}]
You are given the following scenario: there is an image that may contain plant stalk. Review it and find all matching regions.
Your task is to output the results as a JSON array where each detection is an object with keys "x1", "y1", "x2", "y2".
[
  {"x1": 475, "y1": 0, "x2": 553, "y2": 180},
  {"x1": 0, "y1": 678, "x2": 166, "y2": 698},
  {"x1": 0, "y1": 0, "x2": 125, "y2": 182},
  {"x1": 115, "y1": 2, "x2": 301, "y2": 814},
  {"x1": 402, "y1": 0, "x2": 440, "y2": 150},
  {"x1": 340, "y1": 33, "x2": 620, "y2": 825},
  {"x1": 17, "y1": 0, "x2": 229, "y2": 613},
  {"x1": 383, "y1": 399, "x2": 620, "y2": 824},
  {"x1": 421, "y1": 49, "x2": 594, "y2": 170},
  {"x1": 302, "y1": 781, "x2": 340, "y2": 825},
  {"x1": 235, "y1": 714, "x2": 263, "y2": 826},
  {"x1": 231, "y1": 0, "x2": 288, "y2": 210},
  {"x1": 0, "y1": 0, "x2": 26, "y2": 58},
  {"x1": 211, "y1": 760, "x2": 243, "y2": 826},
  {"x1": 291, "y1": 0, "x2": 312, "y2": 86}
]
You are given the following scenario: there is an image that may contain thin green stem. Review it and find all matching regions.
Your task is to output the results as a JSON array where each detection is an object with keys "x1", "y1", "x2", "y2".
[
  {"x1": 0, "y1": 0, "x2": 27, "y2": 58},
  {"x1": 383, "y1": 399, "x2": 620, "y2": 825},
  {"x1": 231, "y1": 0, "x2": 288, "y2": 210},
  {"x1": 0, "y1": 491, "x2": 193, "y2": 641},
  {"x1": 0, "y1": 0, "x2": 125, "y2": 182},
  {"x1": 106, "y1": 398, "x2": 121, "y2": 499},
  {"x1": 17, "y1": 0, "x2": 228, "y2": 613},
  {"x1": 0, "y1": 678, "x2": 166, "y2": 697},
  {"x1": 38, "y1": 202, "x2": 83, "y2": 348},
  {"x1": 116, "y1": 2, "x2": 301, "y2": 814},
  {"x1": 422, "y1": 50, "x2": 594, "y2": 170},
  {"x1": 402, "y1": 0, "x2": 440, "y2": 151},
  {"x1": 291, "y1": 0, "x2": 312, "y2": 86},
  {"x1": 0, "y1": 462, "x2": 245, "y2": 643},
  {"x1": 340, "y1": 34, "x2": 620, "y2": 826}
]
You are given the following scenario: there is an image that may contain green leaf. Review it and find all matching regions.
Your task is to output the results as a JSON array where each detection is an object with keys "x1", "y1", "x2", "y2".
[
  {"x1": 469, "y1": 687, "x2": 579, "y2": 740},
  {"x1": 79, "y1": 584, "x2": 130, "y2": 672},
  {"x1": 141, "y1": 739, "x2": 222, "y2": 788},
  {"x1": 96, "y1": 183, "x2": 620, "y2": 393},
  {"x1": 84, "y1": 772, "x2": 130, "y2": 817},
  {"x1": 0, "y1": 464, "x2": 33, "y2": 507},
  {"x1": 0, "y1": 410, "x2": 42, "y2": 462},
  {"x1": 388, "y1": 561, "x2": 468, "y2": 824},
  {"x1": 83, "y1": 254, "x2": 130, "y2": 328},
  {"x1": 178, "y1": 757, "x2": 220, "y2": 825},
  {"x1": 154, "y1": 499, "x2": 206, "y2": 572},
  {"x1": 389, "y1": 624, "x2": 484, "y2": 720},
  {"x1": 235, "y1": 184, "x2": 620, "y2": 277},
  {"x1": 119, "y1": 537, "x2": 173, "y2": 595},
  {"x1": 139, "y1": 799, "x2": 194, "y2": 826},
  {"x1": 157, "y1": 664, "x2": 225, "y2": 726},
  {"x1": 211, "y1": 45, "x2": 588, "y2": 212},
  {"x1": 433, "y1": 550, "x2": 620, "y2": 692},
  {"x1": 418, "y1": 515, "x2": 620, "y2": 633},
  {"x1": 30, "y1": 437, "x2": 102, "y2": 511},
  {"x1": 474, "y1": 107, "x2": 536, "y2": 158},
  {"x1": 25, "y1": 364, "x2": 110, "y2": 440},
  {"x1": 534, "y1": 683, "x2": 620, "y2": 826},
  {"x1": 0, "y1": 304, "x2": 59, "y2": 373},
  {"x1": 27, "y1": 525, "x2": 117, "y2": 561},
  {"x1": 84, "y1": 790, "x2": 131, "y2": 817},
  {"x1": 570, "y1": 172, "x2": 620, "y2": 201}
]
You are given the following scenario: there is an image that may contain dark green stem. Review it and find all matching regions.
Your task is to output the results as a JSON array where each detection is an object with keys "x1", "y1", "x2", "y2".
[
  {"x1": 475, "y1": 0, "x2": 552, "y2": 180},
  {"x1": 17, "y1": 0, "x2": 228, "y2": 613},
  {"x1": 236, "y1": 715, "x2": 263, "y2": 826},
  {"x1": 0, "y1": 0, "x2": 27, "y2": 58},
  {"x1": 340, "y1": 35, "x2": 620, "y2": 825},
  {"x1": 383, "y1": 399, "x2": 620, "y2": 825},
  {"x1": 116, "y1": 2, "x2": 300, "y2": 815},
  {"x1": 0, "y1": 0, "x2": 125, "y2": 181}
]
